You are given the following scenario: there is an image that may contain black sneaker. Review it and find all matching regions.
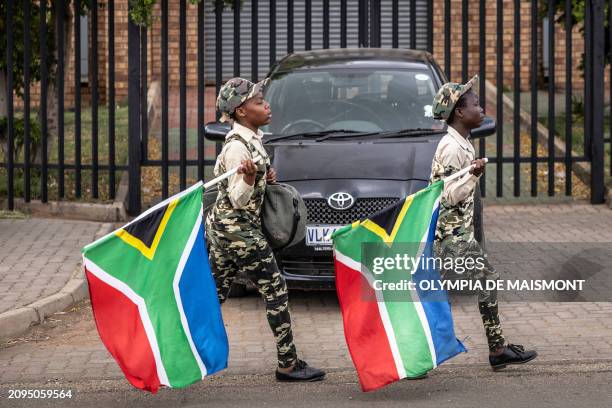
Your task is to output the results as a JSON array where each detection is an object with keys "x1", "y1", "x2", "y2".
[
  {"x1": 489, "y1": 344, "x2": 538, "y2": 370},
  {"x1": 275, "y1": 359, "x2": 326, "y2": 382}
]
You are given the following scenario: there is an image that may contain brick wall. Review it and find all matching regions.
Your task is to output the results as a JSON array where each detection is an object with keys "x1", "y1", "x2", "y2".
[
  {"x1": 13, "y1": 0, "x2": 610, "y2": 111},
  {"x1": 13, "y1": 0, "x2": 129, "y2": 110},
  {"x1": 431, "y1": 0, "x2": 610, "y2": 93},
  {"x1": 147, "y1": 0, "x2": 202, "y2": 89}
]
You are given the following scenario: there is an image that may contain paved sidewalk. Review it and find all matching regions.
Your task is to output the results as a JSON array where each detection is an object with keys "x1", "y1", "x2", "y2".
[
  {"x1": 0, "y1": 218, "x2": 111, "y2": 337},
  {"x1": 0, "y1": 203, "x2": 611, "y2": 385}
]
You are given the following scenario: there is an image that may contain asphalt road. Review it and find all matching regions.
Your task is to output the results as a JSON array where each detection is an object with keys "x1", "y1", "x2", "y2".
[{"x1": 1, "y1": 361, "x2": 611, "y2": 408}]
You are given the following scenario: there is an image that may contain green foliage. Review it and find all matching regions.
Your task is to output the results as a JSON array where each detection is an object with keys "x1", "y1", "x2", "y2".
[
  {"x1": 129, "y1": 0, "x2": 158, "y2": 27},
  {"x1": 571, "y1": 95, "x2": 584, "y2": 119},
  {"x1": 541, "y1": 0, "x2": 611, "y2": 69},
  {"x1": 0, "y1": 1, "x2": 56, "y2": 98},
  {"x1": 0, "y1": 116, "x2": 42, "y2": 164},
  {"x1": 129, "y1": 0, "x2": 238, "y2": 27}
]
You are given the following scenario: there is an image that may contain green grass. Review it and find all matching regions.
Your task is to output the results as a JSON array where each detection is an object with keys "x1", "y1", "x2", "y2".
[
  {"x1": 1, "y1": 104, "x2": 129, "y2": 202},
  {"x1": 0, "y1": 210, "x2": 28, "y2": 219},
  {"x1": 537, "y1": 113, "x2": 611, "y2": 156}
]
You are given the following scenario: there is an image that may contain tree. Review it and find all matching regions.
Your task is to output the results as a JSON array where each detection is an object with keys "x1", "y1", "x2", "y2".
[
  {"x1": 543, "y1": 0, "x2": 611, "y2": 70},
  {"x1": 1, "y1": 0, "x2": 234, "y2": 165},
  {"x1": 130, "y1": 0, "x2": 237, "y2": 27},
  {"x1": 0, "y1": 1, "x2": 55, "y2": 161},
  {"x1": 0, "y1": 1, "x2": 89, "y2": 164}
]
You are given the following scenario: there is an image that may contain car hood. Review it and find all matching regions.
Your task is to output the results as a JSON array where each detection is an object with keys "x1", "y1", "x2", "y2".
[{"x1": 269, "y1": 138, "x2": 441, "y2": 182}]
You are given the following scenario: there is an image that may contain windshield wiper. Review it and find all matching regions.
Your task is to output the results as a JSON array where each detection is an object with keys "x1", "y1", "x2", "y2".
[
  {"x1": 264, "y1": 129, "x2": 365, "y2": 143},
  {"x1": 315, "y1": 127, "x2": 445, "y2": 142},
  {"x1": 376, "y1": 128, "x2": 447, "y2": 138}
]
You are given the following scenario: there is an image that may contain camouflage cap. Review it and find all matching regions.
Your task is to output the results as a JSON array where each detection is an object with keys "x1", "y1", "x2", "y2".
[
  {"x1": 432, "y1": 75, "x2": 479, "y2": 120},
  {"x1": 216, "y1": 77, "x2": 270, "y2": 122}
]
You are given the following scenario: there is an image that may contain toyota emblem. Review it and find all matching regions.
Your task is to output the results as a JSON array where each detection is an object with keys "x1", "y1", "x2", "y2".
[{"x1": 327, "y1": 192, "x2": 355, "y2": 211}]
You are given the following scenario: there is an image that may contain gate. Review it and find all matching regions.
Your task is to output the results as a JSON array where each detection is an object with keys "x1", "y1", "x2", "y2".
[{"x1": 1, "y1": 0, "x2": 610, "y2": 215}]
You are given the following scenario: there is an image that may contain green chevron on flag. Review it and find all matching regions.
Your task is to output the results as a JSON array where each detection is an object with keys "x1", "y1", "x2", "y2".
[
  {"x1": 332, "y1": 181, "x2": 466, "y2": 391},
  {"x1": 82, "y1": 182, "x2": 228, "y2": 393}
]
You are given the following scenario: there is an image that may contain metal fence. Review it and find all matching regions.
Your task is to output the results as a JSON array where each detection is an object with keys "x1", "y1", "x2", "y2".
[
  {"x1": 2, "y1": 0, "x2": 126, "y2": 207},
  {"x1": 1, "y1": 0, "x2": 610, "y2": 216}
]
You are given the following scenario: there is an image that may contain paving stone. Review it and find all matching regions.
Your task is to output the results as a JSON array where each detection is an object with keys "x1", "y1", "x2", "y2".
[{"x1": 0, "y1": 219, "x2": 104, "y2": 315}]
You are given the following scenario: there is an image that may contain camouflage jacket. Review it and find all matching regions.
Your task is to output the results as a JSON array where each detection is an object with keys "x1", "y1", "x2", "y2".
[
  {"x1": 206, "y1": 125, "x2": 270, "y2": 236},
  {"x1": 429, "y1": 125, "x2": 482, "y2": 244}
]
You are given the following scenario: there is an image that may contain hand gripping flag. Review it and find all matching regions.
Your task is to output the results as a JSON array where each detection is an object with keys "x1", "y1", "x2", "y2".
[
  {"x1": 82, "y1": 182, "x2": 228, "y2": 393},
  {"x1": 332, "y1": 181, "x2": 466, "y2": 392}
]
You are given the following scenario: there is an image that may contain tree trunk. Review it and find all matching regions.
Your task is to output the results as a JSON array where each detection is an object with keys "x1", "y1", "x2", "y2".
[
  {"x1": 36, "y1": 4, "x2": 73, "y2": 163},
  {"x1": 43, "y1": 2, "x2": 73, "y2": 162}
]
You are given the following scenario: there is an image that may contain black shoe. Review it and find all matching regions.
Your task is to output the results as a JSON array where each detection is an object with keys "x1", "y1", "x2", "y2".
[
  {"x1": 489, "y1": 344, "x2": 538, "y2": 370},
  {"x1": 275, "y1": 359, "x2": 326, "y2": 382}
]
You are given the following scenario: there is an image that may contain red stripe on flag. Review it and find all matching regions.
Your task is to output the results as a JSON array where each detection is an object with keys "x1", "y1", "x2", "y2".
[
  {"x1": 334, "y1": 258, "x2": 400, "y2": 392},
  {"x1": 85, "y1": 268, "x2": 162, "y2": 393}
]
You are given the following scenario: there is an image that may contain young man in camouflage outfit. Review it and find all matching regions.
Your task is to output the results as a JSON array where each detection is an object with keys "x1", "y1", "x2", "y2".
[
  {"x1": 430, "y1": 75, "x2": 538, "y2": 369},
  {"x1": 205, "y1": 77, "x2": 325, "y2": 382}
]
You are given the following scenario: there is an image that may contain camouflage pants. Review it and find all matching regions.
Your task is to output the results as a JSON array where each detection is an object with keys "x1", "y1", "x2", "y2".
[
  {"x1": 206, "y1": 227, "x2": 298, "y2": 368},
  {"x1": 435, "y1": 237, "x2": 506, "y2": 351}
]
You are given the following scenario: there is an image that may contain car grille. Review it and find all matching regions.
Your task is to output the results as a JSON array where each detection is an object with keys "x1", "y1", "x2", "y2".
[
  {"x1": 281, "y1": 258, "x2": 336, "y2": 277},
  {"x1": 304, "y1": 197, "x2": 400, "y2": 224}
]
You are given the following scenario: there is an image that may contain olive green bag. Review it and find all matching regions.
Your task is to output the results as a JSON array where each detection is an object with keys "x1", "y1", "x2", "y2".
[
  {"x1": 260, "y1": 182, "x2": 306, "y2": 250},
  {"x1": 202, "y1": 182, "x2": 306, "y2": 250}
]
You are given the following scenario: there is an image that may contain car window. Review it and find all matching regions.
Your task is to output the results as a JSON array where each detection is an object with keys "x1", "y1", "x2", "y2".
[{"x1": 262, "y1": 69, "x2": 445, "y2": 137}]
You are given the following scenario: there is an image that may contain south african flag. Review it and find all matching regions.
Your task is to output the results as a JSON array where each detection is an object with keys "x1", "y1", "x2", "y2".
[
  {"x1": 332, "y1": 181, "x2": 466, "y2": 392},
  {"x1": 82, "y1": 182, "x2": 228, "y2": 393}
]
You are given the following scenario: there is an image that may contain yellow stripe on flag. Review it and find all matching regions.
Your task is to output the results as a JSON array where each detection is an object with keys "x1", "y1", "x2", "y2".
[
  {"x1": 360, "y1": 195, "x2": 414, "y2": 244},
  {"x1": 115, "y1": 199, "x2": 179, "y2": 260}
]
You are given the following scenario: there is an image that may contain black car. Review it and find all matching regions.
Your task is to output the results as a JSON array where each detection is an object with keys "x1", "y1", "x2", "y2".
[{"x1": 205, "y1": 48, "x2": 495, "y2": 290}]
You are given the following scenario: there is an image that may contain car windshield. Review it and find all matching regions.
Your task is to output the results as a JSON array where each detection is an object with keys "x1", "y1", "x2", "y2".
[{"x1": 261, "y1": 68, "x2": 446, "y2": 138}]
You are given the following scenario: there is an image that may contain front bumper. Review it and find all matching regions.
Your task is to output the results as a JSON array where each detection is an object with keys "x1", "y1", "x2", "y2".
[{"x1": 276, "y1": 246, "x2": 336, "y2": 289}]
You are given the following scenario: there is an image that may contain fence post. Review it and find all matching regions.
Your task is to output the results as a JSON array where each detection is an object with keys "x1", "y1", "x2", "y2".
[
  {"x1": 369, "y1": 0, "x2": 381, "y2": 48},
  {"x1": 6, "y1": 0, "x2": 14, "y2": 210},
  {"x1": 128, "y1": 14, "x2": 142, "y2": 215},
  {"x1": 358, "y1": 0, "x2": 369, "y2": 47},
  {"x1": 589, "y1": 0, "x2": 605, "y2": 204}
]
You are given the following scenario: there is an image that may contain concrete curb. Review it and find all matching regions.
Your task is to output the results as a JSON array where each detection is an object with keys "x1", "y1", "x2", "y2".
[
  {"x1": 0, "y1": 199, "x2": 126, "y2": 222},
  {"x1": 0, "y1": 172, "x2": 129, "y2": 222},
  {"x1": 0, "y1": 222, "x2": 114, "y2": 341}
]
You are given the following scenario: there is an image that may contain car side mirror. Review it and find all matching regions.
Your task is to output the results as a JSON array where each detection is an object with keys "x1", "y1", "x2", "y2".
[
  {"x1": 204, "y1": 121, "x2": 231, "y2": 142},
  {"x1": 470, "y1": 116, "x2": 496, "y2": 139}
]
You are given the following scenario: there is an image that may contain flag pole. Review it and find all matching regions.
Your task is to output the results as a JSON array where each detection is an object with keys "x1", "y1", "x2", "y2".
[
  {"x1": 441, "y1": 158, "x2": 488, "y2": 184},
  {"x1": 203, "y1": 154, "x2": 264, "y2": 190}
]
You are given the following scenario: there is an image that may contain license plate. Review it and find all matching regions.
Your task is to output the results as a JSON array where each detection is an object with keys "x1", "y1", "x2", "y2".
[{"x1": 305, "y1": 225, "x2": 344, "y2": 247}]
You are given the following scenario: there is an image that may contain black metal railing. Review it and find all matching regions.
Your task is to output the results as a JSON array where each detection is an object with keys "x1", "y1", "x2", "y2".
[{"x1": 1, "y1": 0, "x2": 610, "y2": 216}]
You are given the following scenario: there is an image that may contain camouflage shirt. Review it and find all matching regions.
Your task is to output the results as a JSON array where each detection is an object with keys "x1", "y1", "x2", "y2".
[
  {"x1": 429, "y1": 125, "x2": 482, "y2": 243},
  {"x1": 206, "y1": 123, "x2": 271, "y2": 235}
]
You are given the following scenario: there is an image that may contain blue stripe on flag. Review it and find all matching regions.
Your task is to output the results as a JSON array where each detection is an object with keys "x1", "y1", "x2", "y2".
[
  {"x1": 178, "y1": 225, "x2": 229, "y2": 375},
  {"x1": 412, "y1": 204, "x2": 467, "y2": 365}
]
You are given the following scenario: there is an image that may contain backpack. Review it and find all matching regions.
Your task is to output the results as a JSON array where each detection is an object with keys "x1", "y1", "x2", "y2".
[
  {"x1": 203, "y1": 182, "x2": 306, "y2": 250},
  {"x1": 261, "y1": 182, "x2": 307, "y2": 250}
]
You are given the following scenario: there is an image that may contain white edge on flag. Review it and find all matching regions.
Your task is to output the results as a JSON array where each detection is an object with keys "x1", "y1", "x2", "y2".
[
  {"x1": 405, "y1": 196, "x2": 441, "y2": 369},
  {"x1": 333, "y1": 249, "x2": 408, "y2": 379},
  {"x1": 332, "y1": 190, "x2": 443, "y2": 376},
  {"x1": 83, "y1": 181, "x2": 204, "y2": 252},
  {"x1": 172, "y1": 206, "x2": 208, "y2": 379},
  {"x1": 83, "y1": 256, "x2": 171, "y2": 387}
]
